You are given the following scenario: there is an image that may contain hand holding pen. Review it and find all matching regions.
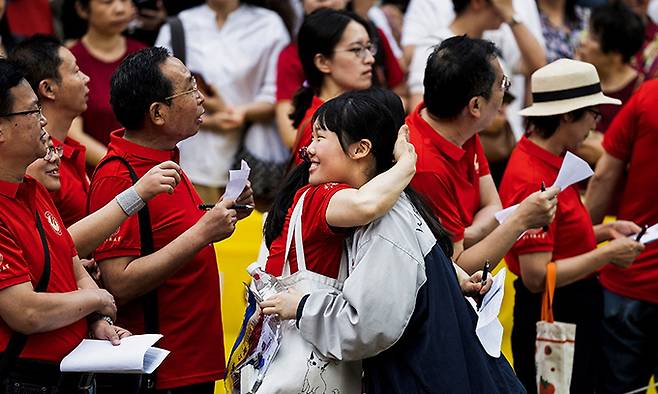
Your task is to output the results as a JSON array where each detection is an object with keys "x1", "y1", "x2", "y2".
[{"x1": 476, "y1": 260, "x2": 491, "y2": 311}]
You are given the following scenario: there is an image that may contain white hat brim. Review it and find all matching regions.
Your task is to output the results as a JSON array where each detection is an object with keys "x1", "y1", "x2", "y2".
[{"x1": 518, "y1": 92, "x2": 621, "y2": 117}]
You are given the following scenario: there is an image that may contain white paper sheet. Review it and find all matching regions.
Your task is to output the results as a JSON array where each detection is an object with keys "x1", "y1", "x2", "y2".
[
  {"x1": 495, "y1": 152, "x2": 594, "y2": 224},
  {"x1": 476, "y1": 268, "x2": 506, "y2": 358},
  {"x1": 224, "y1": 160, "x2": 251, "y2": 201},
  {"x1": 60, "y1": 334, "x2": 170, "y2": 374},
  {"x1": 628, "y1": 223, "x2": 658, "y2": 245}
]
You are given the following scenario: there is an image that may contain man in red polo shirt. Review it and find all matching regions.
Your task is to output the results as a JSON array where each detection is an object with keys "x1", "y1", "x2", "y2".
[
  {"x1": 9, "y1": 35, "x2": 91, "y2": 228},
  {"x1": 88, "y1": 47, "x2": 254, "y2": 392},
  {"x1": 585, "y1": 80, "x2": 658, "y2": 393},
  {"x1": 406, "y1": 35, "x2": 559, "y2": 274},
  {"x1": 0, "y1": 59, "x2": 123, "y2": 390}
]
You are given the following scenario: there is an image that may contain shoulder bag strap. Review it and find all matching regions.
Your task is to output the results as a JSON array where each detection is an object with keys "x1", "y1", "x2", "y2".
[
  {"x1": 91, "y1": 156, "x2": 158, "y2": 334},
  {"x1": 283, "y1": 190, "x2": 309, "y2": 276},
  {"x1": 167, "y1": 16, "x2": 186, "y2": 65},
  {"x1": 0, "y1": 211, "x2": 52, "y2": 377},
  {"x1": 541, "y1": 261, "x2": 556, "y2": 323}
]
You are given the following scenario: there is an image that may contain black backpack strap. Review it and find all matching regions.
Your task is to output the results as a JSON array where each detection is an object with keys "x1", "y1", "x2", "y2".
[
  {"x1": 167, "y1": 16, "x2": 186, "y2": 65},
  {"x1": 92, "y1": 156, "x2": 158, "y2": 334},
  {"x1": 0, "y1": 211, "x2": 52, "y2": 378}
]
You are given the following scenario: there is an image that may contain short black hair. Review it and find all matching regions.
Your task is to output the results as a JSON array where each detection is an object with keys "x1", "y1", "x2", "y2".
[
  {"x1": 590, "y1": 2, "x2": 645, "y2": 64},
  {"x1": 526, "y1": 108, "x2": 587, "y2": 139},
  {"x1": 424, "y1": 35, "x2": 498, "y2": 119},
  {"x1": 8, "y1": 35, "x2": 64, "y2": 96},
  {"x1": 452, "y1": 0, "x2": 470, "y2": 15},
  {"x1": 110, "y1": 47, "x2": 174, "y2": 131},
  {"x1": 0, "y1": 59, "x2": 26, "y2": 115}
]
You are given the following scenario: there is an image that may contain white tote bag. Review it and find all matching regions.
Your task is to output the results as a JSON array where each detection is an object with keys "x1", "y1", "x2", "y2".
[
  {"x1": 241, "y1": 190, "x2": 362, "y2": 394},
  {"x1": 535, "y1": 262, "x2": 576, "y2": 394}
]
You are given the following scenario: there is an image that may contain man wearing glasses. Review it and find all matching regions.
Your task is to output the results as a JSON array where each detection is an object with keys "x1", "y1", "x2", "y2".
[
  {"x1": 88, "y1": 47, "x2": 254, "y2": 393},
  {"x1": 406, "y1": 36, "x2": 559, "y2": 275},
  {"x1": 0, "y1": 59, "x2": 123, "y2": 390},
  {"x1": 9, "y1": 35, "x2": 92, "y2": 228}
]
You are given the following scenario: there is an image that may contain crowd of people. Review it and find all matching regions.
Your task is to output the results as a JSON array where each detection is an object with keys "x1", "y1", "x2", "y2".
[{"x1": 0, "y1": 0, "x2": 657, "y2": 393}]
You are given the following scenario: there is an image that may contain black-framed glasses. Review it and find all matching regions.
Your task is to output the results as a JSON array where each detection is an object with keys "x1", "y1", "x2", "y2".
[
  {"x1": 335, "y1": 43, "x2": 378, "y2": 60},
  {"x1": 43, "y1": 145, "x2": 64, "y2": 162},
  {"x1": 586, "y1": 108, "x2": 602, "y2": 123},
  {"x1": 0, "y1": 104, "x2": 43, "y2": 118},
  {"x1": 500, "y1": 75, "x2": 511, "y2": 93},
  {"x1": 164, "y1": 77, "x2": 200, "y2": 101}
]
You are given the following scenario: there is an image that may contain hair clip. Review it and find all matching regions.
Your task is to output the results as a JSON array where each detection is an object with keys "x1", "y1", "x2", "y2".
[
  {"x1": 298, "y1": 146, "x2": 310, "y2": 163},
  {"x1": 302, "y1": 80, "x2": 310, "y2": 88}
]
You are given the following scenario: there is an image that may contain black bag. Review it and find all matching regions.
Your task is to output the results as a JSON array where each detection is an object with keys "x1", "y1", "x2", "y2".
[{"x1": 232, "y1": 144, "x2": 287, "y2": 203}]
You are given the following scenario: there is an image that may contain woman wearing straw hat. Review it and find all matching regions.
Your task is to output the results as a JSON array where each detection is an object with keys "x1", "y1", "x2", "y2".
[{"x1": 498, "y1": 58, "x2": 645, "y2": 394}]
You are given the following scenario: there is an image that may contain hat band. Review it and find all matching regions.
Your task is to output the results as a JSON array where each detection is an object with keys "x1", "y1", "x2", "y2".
[{"x1": 533, "y1": 83, "x2": 601, "y2": 103}]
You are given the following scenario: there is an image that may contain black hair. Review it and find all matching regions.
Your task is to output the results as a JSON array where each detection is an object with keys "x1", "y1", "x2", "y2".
[
  {"x1": 526, "y1": 107, "x2": 588, "y2": 139},
  {"x1": 8, "y1": 35, "x2": 64, "y2": 96},
  {"x1": 0, "y1": 14, "x2": 15, "y2": 53},
  {"x1": 424, "y1": 35, "x2": 498, "y2": 120},
  {"x1": 110, "y1": 46, "x2": 173, "y2": 130},
  {"x1": 266, "y1": 87, "x2": 453, "y2": 257},
  {"x1": 452, "y1": 0, "x2": 469, "y2": 15},
  {"x1": 290, "y1": 8, "x2": 373, "y2": 128},
  {"x1": 590, "y1": 2, "x2": 645, "y2": 64},
  {"x1": 0, "y1": 59, "x2": 26, "y2": 115}
]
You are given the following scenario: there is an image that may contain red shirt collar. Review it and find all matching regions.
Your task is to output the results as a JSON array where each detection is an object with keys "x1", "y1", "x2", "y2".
[
  {"x1": 109, "y1": 129, "x2": 180, "y2": 163},
  {"x1": 0, "y1": 175, "x2": 36, "y2": 199},
  {"x1": 51, "y1": 135, "x2": 85, "y2": 160},
  {"x1": 408, "y1": 102, "x2": 466, "y2": 161},
  {"x1": 517, "y1": 136, "x2": 563, "y2": 171}
]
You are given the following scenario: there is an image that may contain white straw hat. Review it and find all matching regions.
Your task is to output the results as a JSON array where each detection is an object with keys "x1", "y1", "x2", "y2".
[{"x1": 519, "y1": 58, "x2": 621, "y2": 117}]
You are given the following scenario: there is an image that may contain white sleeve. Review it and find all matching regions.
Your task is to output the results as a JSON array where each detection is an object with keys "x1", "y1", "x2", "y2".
[
  {"x1": 401, "y1": 0, "x2": 453, "y2": 46},
  {"x1": 513, "y1": 0, "x2": 545, "y2": 48},
  {"x1": 154, "y1": 23, "x2": 173, "y2": 53},
  {"x1": 298, "y1": 234, "x2": 426, "y2": 361},
  {"x1": 408, "y1": 43, "x2": 433, "y2": 95},
  {"x1": 255, "y1": 18, "x2": 291, "y2": 104}
]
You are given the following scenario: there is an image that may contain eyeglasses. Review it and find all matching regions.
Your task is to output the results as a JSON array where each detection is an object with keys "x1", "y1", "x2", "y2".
[
  {"x1": 500, "y1": 75, "x2": 511, "y2": 93},
  {"x1": 0, "y1": 104, "x2": 43, "y2": 119},
  {"x1": 335, "y1": 43, "x2": 378, "y2": 60},
  {"x1": 164, "y1": 77, "x2": 201, "y2": 101},
  {"x1": 43, "y1": 145, "x2": 63, "y2": 162},
  {"x1": 586, "y1": 108, "x2": 602, "y2": 123}
]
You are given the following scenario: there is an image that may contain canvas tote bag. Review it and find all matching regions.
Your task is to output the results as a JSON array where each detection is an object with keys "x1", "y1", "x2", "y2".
[
  {"x1": 535, "y1": 262, "x2": 576, "y2": 394},
  {"x1": 239, "y1": 190, "x2": 361, "y2": 394}
]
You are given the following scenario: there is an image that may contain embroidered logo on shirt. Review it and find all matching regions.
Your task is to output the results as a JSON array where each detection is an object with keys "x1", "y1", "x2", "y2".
[{"x1": 44, "y1": 211, "x2": 62, "y2": 235}]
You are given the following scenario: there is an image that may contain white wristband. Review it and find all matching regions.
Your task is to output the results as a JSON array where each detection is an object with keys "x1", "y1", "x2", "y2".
[{"x1": 115, "y1": 185, "x2": 146, "y2": 216}]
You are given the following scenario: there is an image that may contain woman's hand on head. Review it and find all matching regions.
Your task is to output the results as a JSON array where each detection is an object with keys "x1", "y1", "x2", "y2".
[
  {"x1": 134, "y1": 161, "x2": 181, "y2": 201},
  {"x1": 260, "y1": 288, "x2": 304, "y2": 321},
  {"x1": 393, "y1": 125, "x2": 416, "y2": 165}
]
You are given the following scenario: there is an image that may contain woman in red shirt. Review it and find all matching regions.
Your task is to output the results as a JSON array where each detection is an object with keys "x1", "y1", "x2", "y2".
[
  {"x1": 288, "y1": 9, "x2": 376, "y2": 166},
  {"x1": 69, "y1": 0, "x2": 145, "y2": 167},
  {"x1": 499, "y1": 59, "x2": 645, "y2": 394}
]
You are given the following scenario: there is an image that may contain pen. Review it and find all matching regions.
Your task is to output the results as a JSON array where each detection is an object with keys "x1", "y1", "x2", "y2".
[
  {"x1": 635, "y1": 225, "x2": 648, "y2": 243},
  {"x1": 541, "y1": 181, "x2": 549, "y2": 232},
  {"x1": 481, "y1": 260, "x2": 490, "y2": 287},
  {"x1": 198, "y1": 204, "x2": 254, "y2": 211}
]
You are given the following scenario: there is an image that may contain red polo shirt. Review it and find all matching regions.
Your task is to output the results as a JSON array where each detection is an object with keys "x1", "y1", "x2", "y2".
[
  {"x1": 499, "y1": 137, "x2": 597, "y2": 277},
  {"x1": 88, "y1": 130, "x2": 224, "y2": 389},
  {"x1": 406, "y1": 103, "x2": 490, "y2": 242},
  {"x1": 266, "y1": 183, "x2": 351, "y2": 279},
  {"x1": 600, "y1": 80, "x2": 658, "y2": 304},
  {"x1": 291, "y1": 95, "x2": 325, "y2": 166},
  {"x1": 50, "y1": 136, "x2": 89, "y2": 227},
  {"x1": 276, "y1": 43, "x2": 303, "y2": 102},
  {"x1": 0, "y1": 176, "x2": 86, "y2": 363}
]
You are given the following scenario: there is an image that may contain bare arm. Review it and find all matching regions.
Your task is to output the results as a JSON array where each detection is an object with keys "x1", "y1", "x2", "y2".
[
  {"x1": 325, "y1": 126, "x2": 416, "y2": 228},
  {"x1": 454, "y1": 186, "x2": 559, "y2": 274},
  {"x1": 68, "y1": 117, "x2": 107, "y2": 167},
  {"x1": 275, "y1": 100, "x2": 297, "y2": 148},
  {"x1": 98, "y1": 199, "x2": 238, "y2": 305},
  {"x1": 69, "y1": 162, "x2": 181, "y2": 257},
  {"x1": 585, "y1": 152, "x2": 625, "y2": 224},
  {"x1": 464, "y1": 175, "x2": 502, "y2": 248},
  {"x1": 519, "y1": 236, "x2": 644, "y2": 293}
]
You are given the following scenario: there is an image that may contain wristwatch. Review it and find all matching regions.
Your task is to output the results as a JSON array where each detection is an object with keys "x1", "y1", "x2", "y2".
[
  {"x1": 89, "y1": 312, "x2": 114, "y2": 326},
  {"x1": 508, "y1": 14, "x2": 522, "y2": 27}
]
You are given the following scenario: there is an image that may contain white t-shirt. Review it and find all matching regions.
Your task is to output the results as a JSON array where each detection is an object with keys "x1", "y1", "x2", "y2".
[{"x1": 155, "y1": 4, "x2": 290, "y2": 187}]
